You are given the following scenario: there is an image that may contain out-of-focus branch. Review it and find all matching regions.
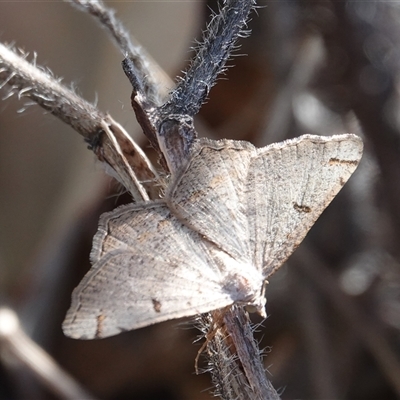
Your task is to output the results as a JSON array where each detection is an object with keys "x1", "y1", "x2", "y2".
[
  {"x1": 257, "y1": 34, "x2": 325, "y2": 146},
  {"x1": 294, "y1": 244, "x2": 400, "y2": 396},
  {"x1": 0, "y1": 43, "x2": 162, "y2": 200},
  {"x1": 68, "y1": 0, "x2": 172, "y2": 105},
  {"x1": 295, "y1": 273, "x2": 337, "y2": 398},
  {"x1": 0, "y1": 308, "x2": 96, "y2": 400}
]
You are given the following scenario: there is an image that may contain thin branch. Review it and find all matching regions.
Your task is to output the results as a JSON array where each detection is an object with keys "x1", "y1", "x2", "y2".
[
  {"x1": 257, "y1": 34, "x2": 325, "y2": 146},
  {"x1": 122, "y1": 57, "x2": 168, "y2": 170},
  {"x1": 0, "y1": 43, "x2": 104, "y2": 139},
  {"x1": 0, "y1": 43, "x2": 162, "y2": 200},
  {"x1": 295, "y1": 274, "x2": 337, "y2": 398},
  {"x1": 69, "y1": 0, "x2": 172, "y2": 105},
  {"x1": 0, "y1": 308, "x2": 96, "y2": 400},
  {"x1": 162, "y1": 0, "x2": 256, "y2": 118}
]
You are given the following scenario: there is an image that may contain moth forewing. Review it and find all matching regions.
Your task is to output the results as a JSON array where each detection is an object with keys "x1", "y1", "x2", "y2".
[
  {"x1": 247, "y1": 134, "x2": 363, "y2": 279},
  {"x1": 63, "y1": 134, "x2": 363, "y2": 339}
]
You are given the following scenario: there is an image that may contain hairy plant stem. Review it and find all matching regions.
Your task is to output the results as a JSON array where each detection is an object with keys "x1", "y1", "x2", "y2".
[
  {"x1": 162, "y1": 0, "x2": 256, "y2": 117},
  {"x1": 198, "y1": 306, "x2": 280, "y2": 400},
  {"x1": 0, "y1": 43, "x2": 162, "y2": 200}
]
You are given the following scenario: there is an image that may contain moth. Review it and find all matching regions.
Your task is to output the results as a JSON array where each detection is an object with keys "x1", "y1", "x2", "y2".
[{"x1": 63, "y1": 134, "x2": 363, "y2": 339}]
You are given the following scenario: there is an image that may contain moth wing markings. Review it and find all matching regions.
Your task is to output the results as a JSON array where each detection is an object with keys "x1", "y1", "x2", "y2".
[
  {"x1": 246, "y1": 134, "x2": 363, "y2": 278},
  {"x1": 63, "y1": 203, "x2": 235, "y2": 339}
]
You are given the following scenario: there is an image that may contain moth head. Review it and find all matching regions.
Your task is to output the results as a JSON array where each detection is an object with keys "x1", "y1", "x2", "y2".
[{"x1": 245, "y1": 292, "x2": 267, "y2": 318}]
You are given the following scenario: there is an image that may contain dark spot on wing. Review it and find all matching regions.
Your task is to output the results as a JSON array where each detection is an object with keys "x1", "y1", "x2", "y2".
[
  {"x1": 152, "y1": 298, "x2": 162, "y2": 313},
  {"x1": 95, "y1": 313, "x2": 106, "y2": 338},
  {"x1": 156, "y1": 212, "x2": 172, "y2": 230},
  {"x1": 71, "y1": 304, "x2": 82, "y2": 325},
  {"x1": 329, "y1": 158, "x2": 359, "y2": 166},
  {"x1": 293, "y1": 203, "x2": 311, "y2": 213}
]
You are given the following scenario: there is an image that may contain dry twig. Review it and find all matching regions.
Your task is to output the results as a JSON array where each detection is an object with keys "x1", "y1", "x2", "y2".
[
  {"x1": 0, "y1": 43, "x2": 161, "y2": 201},
  {"x1": 0, "y1": 308, "x2": 96, "y2": 400}
]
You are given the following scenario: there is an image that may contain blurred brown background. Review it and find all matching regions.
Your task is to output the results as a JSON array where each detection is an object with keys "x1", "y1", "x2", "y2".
[{"x1": 1, "y1": 1, "x2": 400, "y2": 399}]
